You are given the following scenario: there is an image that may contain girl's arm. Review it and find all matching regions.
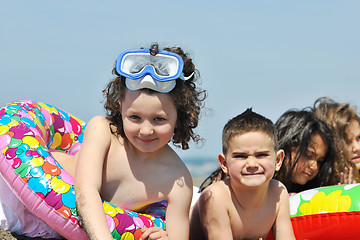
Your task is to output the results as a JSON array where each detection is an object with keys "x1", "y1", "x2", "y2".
[
  {"x1": 141, "y1": 171, "x2": 193, "y2": 240},
  {"x1": 74, "y1": 116, "x2": 113, "y2": 240},
  {"x1": 198, "y1": 186, "x2": 233, "y2": 240},
  {"x1": 272, "y1": 183, "x2": 296, "y2": 240},
  {"x1": 164, "y1": 175, "x2": 193, "y2": 240}
]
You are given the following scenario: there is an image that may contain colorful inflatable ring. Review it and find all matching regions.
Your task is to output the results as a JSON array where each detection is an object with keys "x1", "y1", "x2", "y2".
[
  {"x1": 266, "y1": 183, "x2": 360, "y2": 240},
  {"x1": 0, "y1": 100, "x2": 166, "y2": 240}
]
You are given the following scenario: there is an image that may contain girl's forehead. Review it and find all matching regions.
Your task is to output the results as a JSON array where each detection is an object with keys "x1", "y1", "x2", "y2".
[{"x1": 122, "y1": 89, "x2": 176, "y2": 113}]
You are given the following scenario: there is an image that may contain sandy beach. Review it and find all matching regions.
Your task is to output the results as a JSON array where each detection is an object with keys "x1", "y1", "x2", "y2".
[{"x1": 0, "y1": 230, "x2": 58, "y2": 240}]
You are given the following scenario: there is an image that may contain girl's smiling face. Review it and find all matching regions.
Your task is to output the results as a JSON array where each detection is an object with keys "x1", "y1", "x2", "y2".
[
  {"x1": 121, "y1": 89, "x2": 177, "y2": 153},
  {"x1": 290, "y1": 134, "x2": 328, "y2": 185},
  {"x1": 346, "y1": 119, "x2": 360, "y2": 170}
]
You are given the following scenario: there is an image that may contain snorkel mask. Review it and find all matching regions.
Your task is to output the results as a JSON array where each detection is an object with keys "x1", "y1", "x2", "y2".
[{"x1": 116, "y1": 47, "x2": 192, "y2": 93}]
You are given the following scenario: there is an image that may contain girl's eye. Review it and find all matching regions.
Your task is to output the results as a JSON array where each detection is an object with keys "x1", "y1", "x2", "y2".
[
  {"x1": 154, "y1": 117, "x2": 166, "y2": 122},
  {"x1": 304, "y1": 152, "x2": 315, "y2": 160},
  {"x1": 317, "y1": 158, "x2": 325, "y2": 164},
  {"x1": 129, "y1": 115, "x2": 140, "y2": 120}
]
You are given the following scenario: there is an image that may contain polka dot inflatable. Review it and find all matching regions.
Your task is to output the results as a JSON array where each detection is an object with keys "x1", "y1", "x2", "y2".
[{"x1": 0, "y1": 100, "x2": 166, "y2": 240}]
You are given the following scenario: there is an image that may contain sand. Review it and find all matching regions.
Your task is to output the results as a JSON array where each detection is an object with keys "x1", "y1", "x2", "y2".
[{"x1": 0, "y1": 230, "x2": 63, "y2": 240}]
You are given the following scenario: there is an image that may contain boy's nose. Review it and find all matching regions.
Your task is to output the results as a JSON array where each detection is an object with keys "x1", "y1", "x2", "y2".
[{"x1": 246, "y1": 157, "x2": 258, "y2": 167}]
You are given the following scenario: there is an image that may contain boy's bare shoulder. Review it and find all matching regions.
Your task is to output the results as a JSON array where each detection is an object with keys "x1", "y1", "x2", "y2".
[
  {"x1": 200, "y1": 179, "x2": 230, "y2": 204},
  {"x1": 268, "y1": 179, "x2": 290, "y2": 202},
  {"x1": 269, "y1": 179, "x2": 288, "y2": 192}
]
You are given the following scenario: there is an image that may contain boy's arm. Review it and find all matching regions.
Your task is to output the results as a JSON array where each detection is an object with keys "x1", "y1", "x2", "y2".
[
  {"x1": 272, "y1": 183, "x2": 296, "y2": 240},
  {"x1": 198, "y1": 185, "x2": 233, "y2": 240},
  {"x1": 74, "y1": 116, "x2": 113, "y2": 240}
]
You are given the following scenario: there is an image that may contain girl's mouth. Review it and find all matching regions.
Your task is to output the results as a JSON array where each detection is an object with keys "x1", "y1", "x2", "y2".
[{"x1": 352, "y1": 155, "x2": 360, "y2": 163}]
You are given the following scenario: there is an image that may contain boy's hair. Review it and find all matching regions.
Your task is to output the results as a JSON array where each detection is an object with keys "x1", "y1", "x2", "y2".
[
  {"x1": 222, "y1": 108, "x2": 278, "y2": 155},
  {"x1": 273, "y1": 109, "x2": 338, "y2": 193},
  {"x1": 102, "y1": 43, "x2": 206, "y2": 150},
  {"x1": 313, "y1": 97, "x2": 360, "y2": 182}
]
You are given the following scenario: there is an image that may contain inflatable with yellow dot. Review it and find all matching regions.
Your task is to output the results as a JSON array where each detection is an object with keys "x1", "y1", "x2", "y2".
[
  {"x1": 0, "y1": 100, "x2": 165, "y2": 240},
  {"x1": 289, "y1": 183, "x2": 360, "y2": 239},
  {"x1": 266, "y1": 183, "x2": 360, "y2": 240}
]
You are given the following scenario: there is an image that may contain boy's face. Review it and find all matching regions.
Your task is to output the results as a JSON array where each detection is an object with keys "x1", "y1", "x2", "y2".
[
  {"x1": 121, "y1": 89, "x2": 177, "y2": 153},
  {"x1": 219, "y1": 131, "x2": 283, "y2": 188}
]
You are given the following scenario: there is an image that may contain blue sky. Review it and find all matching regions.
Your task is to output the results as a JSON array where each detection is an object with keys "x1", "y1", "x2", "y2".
[{"x1": 1, "y1": 1, "x2": 359, "y2": 174}]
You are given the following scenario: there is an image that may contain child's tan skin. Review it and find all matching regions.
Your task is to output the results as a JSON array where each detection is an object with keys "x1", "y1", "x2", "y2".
[
  {"x1": 55, "y1": 89, "x2": 193, "y2": 240},
  {"x1": 190, "y1": 131, "x2": 295, "y2": 240}
]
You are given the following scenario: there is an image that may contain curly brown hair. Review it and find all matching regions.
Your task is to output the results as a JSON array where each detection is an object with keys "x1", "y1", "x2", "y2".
[
  {"x1": 314, "y1": 97, "x2": 360, "y2": 182},
  {"x1": 102, "y1": 43, "x2": 207, "y2": 150}
]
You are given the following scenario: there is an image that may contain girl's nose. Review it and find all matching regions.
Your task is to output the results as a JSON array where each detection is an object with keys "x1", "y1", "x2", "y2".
[
  {"x1": 352, "y1": 139, "x2": 360, "y2": 153},
  {"x1": 308, "y1": 160, "x2": 319, "y2": 171},
  {"x1": 140, "y1": 121, "x2": 154, "y2": 135}
]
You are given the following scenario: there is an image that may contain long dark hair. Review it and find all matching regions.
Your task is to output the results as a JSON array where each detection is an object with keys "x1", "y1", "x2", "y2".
[{"x1": 273, "y1": 109, "x2": 338, "y2": 193}]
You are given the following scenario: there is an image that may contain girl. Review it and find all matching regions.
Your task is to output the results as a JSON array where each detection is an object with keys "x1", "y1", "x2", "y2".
[
  {"x1": 55, "y1": 43, "x2": 206, "y2": 240},
  {"x1": 314, "y1": 97, "x2": 360, "y2": 183},
  {"x1": 273, "y1": 109, "x2": 339, "y2": 193}
]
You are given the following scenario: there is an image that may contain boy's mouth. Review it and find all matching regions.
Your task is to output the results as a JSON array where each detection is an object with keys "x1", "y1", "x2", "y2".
[{"x1": 242, "y1": 172, "x2": 264, "y2": 176}]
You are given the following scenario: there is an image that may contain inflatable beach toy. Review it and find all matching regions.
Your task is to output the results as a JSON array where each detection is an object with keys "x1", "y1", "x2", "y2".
[
  {"x1": 0, "y1": 100, "x2": 166, "y2": 240},
  {"x1": 266, "y1": 183, "x2": 360, "y2": 240}
]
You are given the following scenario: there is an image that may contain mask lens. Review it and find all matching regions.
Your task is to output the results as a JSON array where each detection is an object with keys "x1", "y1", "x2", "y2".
[
  {"x1": 152, "y1": 61, "x2": 170, "y2": 76},
  {"x1": 129, "y1": 57, "x2": 147, "y2": 74},
  {"x1": 117, "y1": 49, "x2": 184, "y2": 81}
]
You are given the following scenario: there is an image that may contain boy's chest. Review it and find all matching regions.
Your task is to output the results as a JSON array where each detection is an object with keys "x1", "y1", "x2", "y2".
[{"x1": 229, "y1": 203, "x2": 277, "y2": 240}]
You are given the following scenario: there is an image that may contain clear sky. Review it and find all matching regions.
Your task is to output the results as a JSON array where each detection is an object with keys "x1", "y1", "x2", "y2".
[{"x1": 1, "y1": 1, "x2": 359, "y2": 173}]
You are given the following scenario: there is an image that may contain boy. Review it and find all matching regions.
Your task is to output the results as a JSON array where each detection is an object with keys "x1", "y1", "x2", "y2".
[{"x1": 190, "y1": 109, "x2": 295, "y2": 240}]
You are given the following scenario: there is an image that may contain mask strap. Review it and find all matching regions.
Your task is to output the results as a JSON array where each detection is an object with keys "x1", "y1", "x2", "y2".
[{"x1": 180, "y1": 72, "x2": 194, "y2": 81}]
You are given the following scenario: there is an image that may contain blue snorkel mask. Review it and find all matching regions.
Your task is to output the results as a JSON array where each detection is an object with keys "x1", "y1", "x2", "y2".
[{"x1": 116, "y1": 48, "x2": 193, "y2": 93}]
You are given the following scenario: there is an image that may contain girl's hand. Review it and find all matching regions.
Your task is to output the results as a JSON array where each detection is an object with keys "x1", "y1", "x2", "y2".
[
  {"x1": 338, "y1": 167, "x2": 356, "y2": 185},
  {"x1": 140, "y1": 226, "x2": 168, "y2": 240}
]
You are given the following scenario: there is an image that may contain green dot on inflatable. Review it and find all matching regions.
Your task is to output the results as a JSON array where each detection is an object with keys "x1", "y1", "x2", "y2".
[
  {"x1": 14, "y1": 162, "x2": 31, "y2": 178},
  {"x1": 5, "y1": 109, "x2": 17, "y2": 115},
  {"x1": 71, "y1": 208, "x2": 78, "y2": 217},
  {"x1": 11, "y1": 115, "x2": 21, "y2": 122},
  {"x1": 9, "y1": 138, "x2": 22, "y2": 148},
  {"x1": 49, "y1": 125, "x2": 55, "y2": 136},
  {"x1": 111, "y1": 228, "x2": 121, "y2": 239}
]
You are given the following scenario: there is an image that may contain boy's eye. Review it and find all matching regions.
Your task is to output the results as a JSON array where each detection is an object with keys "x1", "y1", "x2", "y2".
[
  {"x1": 257, "y1": 153, "x2": 269, "y2": 158},
  {"x1": 233, "y1": 154, "x2": 247, "y2": 159}
]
